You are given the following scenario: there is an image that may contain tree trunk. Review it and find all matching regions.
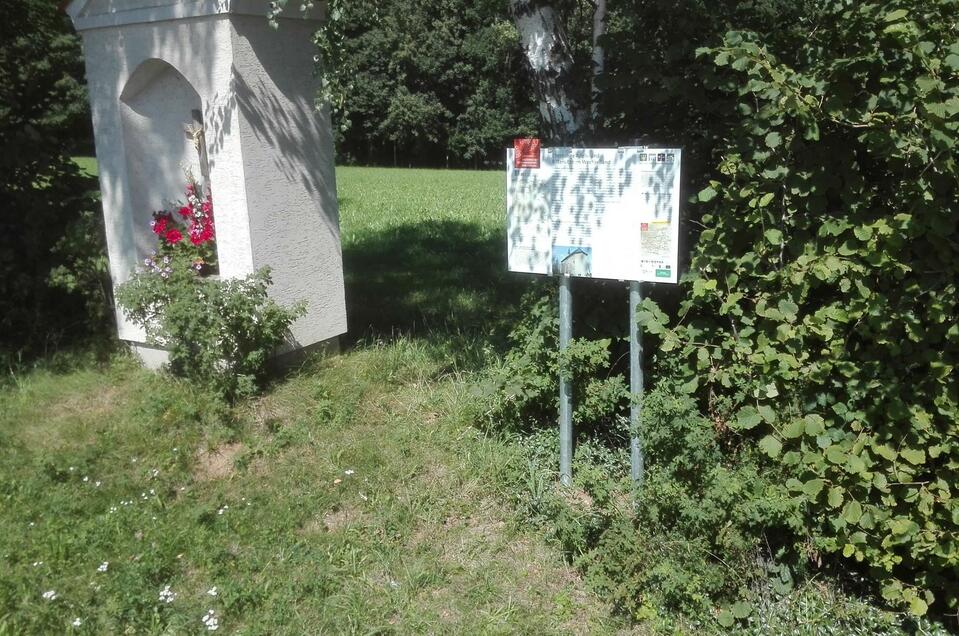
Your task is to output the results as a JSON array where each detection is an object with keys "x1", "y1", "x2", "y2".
[
  {"x1": 510, "y1": 0, "x2": 586, "y2": 142},
  {"x1": 591, "y1": 0, "x2": 607, "y2": 132}
]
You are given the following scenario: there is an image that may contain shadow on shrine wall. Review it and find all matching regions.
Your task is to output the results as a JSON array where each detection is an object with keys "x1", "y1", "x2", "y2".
[{"x1": 340, "y1": 218, "x2": 532, "y2": 354}]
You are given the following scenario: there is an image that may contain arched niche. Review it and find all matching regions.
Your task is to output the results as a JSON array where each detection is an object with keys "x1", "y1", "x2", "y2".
[{"x1": 120, "y1": 59, "x2": 208, "y2": 258}]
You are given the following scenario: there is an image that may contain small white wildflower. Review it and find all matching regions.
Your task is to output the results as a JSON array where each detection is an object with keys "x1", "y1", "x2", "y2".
[
  {"x1": 202, "y1": 609, "x2": 219, "y2": 631},
  {"x1": 150, "y1": 468, "x2": 160, "y2": 478},
  {"x1": 42, "y1": 590, "x2": 58, "y2": 601},
  {"x1": 29, "y1": 522, "x2": 35, "y2": 527},
  {"x1": 32, "y1": 560, "x2": 43, "y2": 567},
  {"x1": 206, "y1": 586, "x2": 218, "y2": 596},
  {"x1": 131, "y1": 457, "x2": 138, "y2": 464},
  {"x1": 344, "y1": 469, "x2": 355, "y2": 476},
  {"x1": 149, "y1": 489, "x2": 156, "y2": 496},
  {"x1": 217, "y1": 505, "x2": 229, "y2": 515},
  {"x1": 97, "y1": 561, "x2": 108, "y2": 573},
  {"x1": 72, "y1": 617, "x2": 82, "y2": 627},
  {"x1": 109, "y1": 506, "x2": 117, "y2": 514},
  {"x1": 82, "y1": 476, "x2": 89, "y2": 482},
  {"x1": 389, "y1": 580, "x2": 399, "y2": 589},
  {"x1": 158, "y1": 584, "x2": 177, "y2": 604},
  {"x1": 95, "y1": 481, "x2": 101, "y2": 488},
  {"x1": 69, "y1": 466, "x2": 75, "y2": 472}
]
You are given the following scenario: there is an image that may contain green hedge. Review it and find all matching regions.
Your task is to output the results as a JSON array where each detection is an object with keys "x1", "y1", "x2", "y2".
[{"x1": 640, "y1": 0, "x2": 959, "y2": 615}]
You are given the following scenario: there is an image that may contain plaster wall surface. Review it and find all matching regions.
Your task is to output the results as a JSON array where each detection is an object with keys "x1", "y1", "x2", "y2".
[
  {"x1": 120, "y1": 60, "x2": 203, "y2": 258},
  {"x1": 81, "y1": 0, "x2": 181, "y2": 13},
  {"x1": 229, "y1": 15, "x2": 346, "y2": 347}
]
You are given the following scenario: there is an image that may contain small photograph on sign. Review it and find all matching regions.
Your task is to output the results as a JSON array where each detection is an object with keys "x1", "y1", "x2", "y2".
[
  {"x1": 551, "y1": 245, "x2": 592, "y2": 278},
  {"x1": 513, "y1": 138, "x2": 541, "y2": 169}
]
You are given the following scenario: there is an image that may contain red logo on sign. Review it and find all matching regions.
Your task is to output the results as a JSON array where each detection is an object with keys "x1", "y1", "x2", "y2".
[{"x1": 513, "y1": 138, "x2": 541, "y2": 169}]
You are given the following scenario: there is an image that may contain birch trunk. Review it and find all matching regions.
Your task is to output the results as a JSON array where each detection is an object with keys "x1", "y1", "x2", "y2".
[
  {"x1": 510, "y1": 0, "x2": 586, "y2": 142},
  {"x1": 590, "y1": 0, "x2": 607, "y2": 130}
]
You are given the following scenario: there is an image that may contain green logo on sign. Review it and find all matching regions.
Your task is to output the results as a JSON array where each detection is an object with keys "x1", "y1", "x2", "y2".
[{"x1": 655, "y1": 269, "x2": 671, "y2": 278}]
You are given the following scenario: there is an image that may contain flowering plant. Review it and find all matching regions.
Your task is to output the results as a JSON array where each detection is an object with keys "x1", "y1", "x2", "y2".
[
  {"x1": 117, "y1": 179, "x2": 304, "y2": 399},
  {"x1": 147, "y1": 180, "x2": 217, "y2": 276}
]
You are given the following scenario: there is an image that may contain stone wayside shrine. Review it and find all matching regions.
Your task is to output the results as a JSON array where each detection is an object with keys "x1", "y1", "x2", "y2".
[{"x1": 67, "y1": 0, "x2": 347, "y2": 365}]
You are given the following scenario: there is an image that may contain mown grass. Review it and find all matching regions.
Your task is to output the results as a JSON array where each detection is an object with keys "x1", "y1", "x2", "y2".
[
  {"x1": 337, "y1": 166, "x2": 531, "y2": 350},
  {"x1": 0, "y1": 346, "x2": 626, "y2": 634},
  {"x1": 1, "y1": 164, "x2": 627, "y2": 634}
]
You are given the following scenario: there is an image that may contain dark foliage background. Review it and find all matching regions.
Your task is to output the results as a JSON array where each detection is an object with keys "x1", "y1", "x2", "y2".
[{"x1": 0, "y1": 0, "x2": 109, "y2": 363}]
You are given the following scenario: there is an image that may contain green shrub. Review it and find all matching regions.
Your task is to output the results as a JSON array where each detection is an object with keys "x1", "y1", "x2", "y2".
[
  {"x1": 116, "y1": 253, "x2": 305, "y2": 400},
  {"x1": 638, "y1": 0, "x2": 959, "y2": 615},
  {"x1": 480, "y1": 286, "x2": 630, "y2": 436},
  {"x1": 578, "y1": 384, "x2": 804, "y2": 626}
]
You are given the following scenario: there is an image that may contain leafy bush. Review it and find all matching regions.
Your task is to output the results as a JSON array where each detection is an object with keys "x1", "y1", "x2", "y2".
[
  {"x1": 116, "y1": 254, "x2": 305, "y2": 400},
  {"x1": 485, "y1": 291, "x2": 802, "y2": 625},
  {"x1": 481, "y1": 285, "x2": 630, "y2": 436},
  {"x1": 639, "y1": 0, "x2": 959, "y2": 616},
  {"x1": 577, "y1": 384, "x2": 804, "y2": 626}
]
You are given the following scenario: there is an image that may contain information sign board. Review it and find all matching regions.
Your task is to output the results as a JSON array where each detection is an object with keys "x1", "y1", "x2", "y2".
[{"x1": 506, "y1": 146, "x2": 681, "y2": 283}]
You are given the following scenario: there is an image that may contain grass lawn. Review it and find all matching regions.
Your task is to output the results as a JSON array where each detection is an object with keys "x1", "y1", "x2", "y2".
[{"x1": 0, "y1": 164, "x2": 627, "y2": 634}]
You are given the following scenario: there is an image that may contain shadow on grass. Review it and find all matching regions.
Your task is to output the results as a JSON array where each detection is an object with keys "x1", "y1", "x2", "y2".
[{"x1": 341, "y1": 219, "x2": 533, "y2": 354}]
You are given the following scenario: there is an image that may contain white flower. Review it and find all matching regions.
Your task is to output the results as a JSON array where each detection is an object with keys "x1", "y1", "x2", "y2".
[
  {"x1": 42, "y1": 590, "x2": 57, "y2": 601},
  {"x1": 159, "y1": 585, "x2": 177, "y2": 604},
  {"x1": 72, "y1": 617, "x2": 82, "y2": 627},
  {"x1": 202, "y1": 609, "x2": 219, "y2": 631},
  {"x1": 344, "y1": 469, "x2": 355, "y2": 476},
  {"x1": 32, "y1": 561, "x2": 43, "y2": 567},
  {"x1": 95, "y1": 481, "x2": 101, "y2": 488},
  {"x1": 217, "y1": 505, "x2": 229, "y2": 515},
  {"x1": 109, "y1": 506, "x2": 117, "y2": 514},
  {"x1": 207, "y1": 586, "x2": 218, "y2": 596},
  {"x1": 150, "y1": 468, "x2": 160, "y2": 478},
  {"x1": 82, "y1": 476, "x2": 89, "y2": 482},
  {"x1": 97, "y1": 561, "x2": 109, "y2": 573}
]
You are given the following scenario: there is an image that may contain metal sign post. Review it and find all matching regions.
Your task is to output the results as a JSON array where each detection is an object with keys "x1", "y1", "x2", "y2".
[
  {"x1": 558, "y1": 274, "x2": 573, "y2": 486},
  {"x1": 629, "y1": 280, "x2": 645, "y2": 487}
]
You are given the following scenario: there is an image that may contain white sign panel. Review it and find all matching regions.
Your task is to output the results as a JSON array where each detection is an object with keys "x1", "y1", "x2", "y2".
[{"x1": 506, "y1": 146, "x2": 681, "y2": 283}]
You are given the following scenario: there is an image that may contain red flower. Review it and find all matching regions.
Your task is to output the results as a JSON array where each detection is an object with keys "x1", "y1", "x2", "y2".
[
  {"x1": 165, "y1": 229, "x2": 183, "y2": 245},
  {"x1": 178, "y1": 205, "x2": 191, "y2": 218},
  {"x1": 152, "y1": 215, "x2": 168, "y2": 236}
]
